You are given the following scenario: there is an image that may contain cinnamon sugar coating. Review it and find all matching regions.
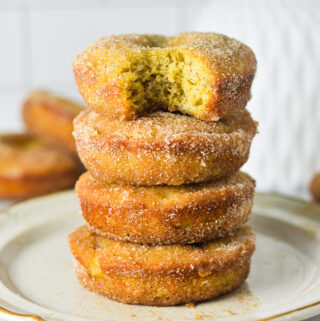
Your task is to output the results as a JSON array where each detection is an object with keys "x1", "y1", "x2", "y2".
[
  {"x1": 73, "y1": 32, "x2": 256, "y2": 121},
  {"x1": 23, "y1": 90, "x2": 85, "y2": 153},
  {"x1": 0, "y1": 133, "x2": 83, "y2": 199},
  {"x1": 73, "y1": 110, "x2": 257, "y2": 186},
  {"x1": 77, "y1": 171, "x2": 255, "y2": 244},
  {"x1": 69, "y1": 225, "x2": 255, "y2": 306}
]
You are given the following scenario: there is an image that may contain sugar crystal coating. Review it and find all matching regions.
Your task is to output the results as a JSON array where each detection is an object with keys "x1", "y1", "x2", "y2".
[
  {"x1": 73, "y1": 110, "x2": 257, "y2": 186},
  {"x1": 77, "y1": 171, "x2": 255, "y2": 244},
  {"x1": 73, "y1": 32, "x2": 256, "y2": 121}
]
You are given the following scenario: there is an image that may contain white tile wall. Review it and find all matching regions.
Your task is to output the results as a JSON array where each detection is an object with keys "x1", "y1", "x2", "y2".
[
  {"x1": 29, "y1": 7, "x2": 176, "y2": 84},
  {"x1": 0, "y1": 11, "x2": 23, "y2": 84},
  {"x1": 0, "y1": 90, "x2": 29, "y2": 132},
  {"x1": 0, "y1": 1, "x2": 179, "y2": 133}
]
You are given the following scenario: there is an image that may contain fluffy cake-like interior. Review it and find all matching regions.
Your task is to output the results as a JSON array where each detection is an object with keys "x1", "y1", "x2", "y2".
[{"x1": 123, "y1": 50, "x2": 212, "y2": 118}]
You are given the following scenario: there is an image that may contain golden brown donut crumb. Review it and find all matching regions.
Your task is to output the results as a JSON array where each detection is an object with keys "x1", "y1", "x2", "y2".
[{"x1": 73, "y1": 32, "x2": 256, "y2": 121}]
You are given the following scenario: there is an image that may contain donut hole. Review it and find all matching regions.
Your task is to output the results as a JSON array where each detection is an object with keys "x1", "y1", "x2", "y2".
[{"x1": 123, "y1": 51, "x2": 212, "y2": 118}]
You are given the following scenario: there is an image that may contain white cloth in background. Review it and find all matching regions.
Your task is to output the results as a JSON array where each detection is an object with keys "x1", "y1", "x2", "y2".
[{"x1": 186, "y1": 0, "x2": 320, "y2": 197}]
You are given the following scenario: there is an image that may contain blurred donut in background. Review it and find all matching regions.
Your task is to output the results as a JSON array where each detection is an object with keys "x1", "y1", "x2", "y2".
[
  {"x1": 23, "y1": 90, "x2": 85, "y2": 154},
  {"x1": 309, "y1": 172, "x2": 320, "y2": 203},
  {"x1": 0, "y1": 133, "x2": 83, "y2": 200}
]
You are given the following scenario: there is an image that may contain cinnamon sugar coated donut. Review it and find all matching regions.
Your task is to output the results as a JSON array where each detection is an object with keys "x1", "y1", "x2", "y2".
[
  {"x1": 73, "y1": 110, "x2": 257, "y2": 186},
  {"x1": 73, "y1": 32, "x2": 256, "y2": 121},
  {"x1": 69, "y1": 225, "x2": 255, "y2": 306},
  {"x1": 0, "y1": 134, "x2": 83, "y2": 199},
  {"x1": 23, "y1": 90, "x2": 85, "y2": 153},
  {"x1": 77, "y1": 171, "x2": 255, "y2": 244}
]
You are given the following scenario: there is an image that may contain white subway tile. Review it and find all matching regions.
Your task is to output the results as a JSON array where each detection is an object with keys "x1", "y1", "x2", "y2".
[
  {"x1": 0, "y1": 90, "x2": 28, "y2": 132},
  {"x1": 0, "y1": 11, "x2": 23, "y2": 84},
  {"x1": 29, "y1": 7, "x2": 175, "y2": 83}
]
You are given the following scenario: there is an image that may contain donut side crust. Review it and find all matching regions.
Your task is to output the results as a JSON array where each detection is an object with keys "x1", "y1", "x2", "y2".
[
  {"x1": 74, "y1": 258, "x2": 250, "y2": 306},
  {"x1": 73, "y1": 110, "x2": 257, "y2": 186},
  {"x1": 69, "y1": 225, "x2": 255, "y2": 306},
  {"x1": 0, "y1": 170, "x2": 80, "y2": 199},
  {"x1": 77, "y1": 171, "x2": 255, "y2": 244}
]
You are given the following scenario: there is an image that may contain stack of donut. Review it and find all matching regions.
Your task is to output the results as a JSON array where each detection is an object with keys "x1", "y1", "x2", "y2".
[{"x1": 69, "y1": 32, "x2": 258, "y2": 306}]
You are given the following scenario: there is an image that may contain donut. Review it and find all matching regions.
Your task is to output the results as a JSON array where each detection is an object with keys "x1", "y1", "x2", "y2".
[
  {"x1": 310, "y1": 172, "x2": 320, "y2": 202},
  {"x1": 69, "y1": 225, "x2": 255, "y2": 306},
  {"x1": 76, "y1": 171, "x2": 255, "y2": 245},
  {"x1": 0, "y1": 133, "x2": 83, "y2": 199},
  {"x1": 73, "y1": 110, "x2": 257, "y2": 186},
  {"x1": 23, "y1": 90, "x2": 85, "y2": 153},
  {"x1": 73, "y1": 32, "x2": 256, "y2": 121}
]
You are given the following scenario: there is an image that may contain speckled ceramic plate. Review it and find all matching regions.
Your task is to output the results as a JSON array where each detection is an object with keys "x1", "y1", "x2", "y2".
[{"x1": 0, "y1": 191, "x2": 319, "y2": 321}]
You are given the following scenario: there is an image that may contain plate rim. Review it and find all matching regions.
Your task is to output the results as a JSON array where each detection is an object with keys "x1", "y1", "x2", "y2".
[{"x1": 0, "y1": 191, "x2": 319, "y2": 321}]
